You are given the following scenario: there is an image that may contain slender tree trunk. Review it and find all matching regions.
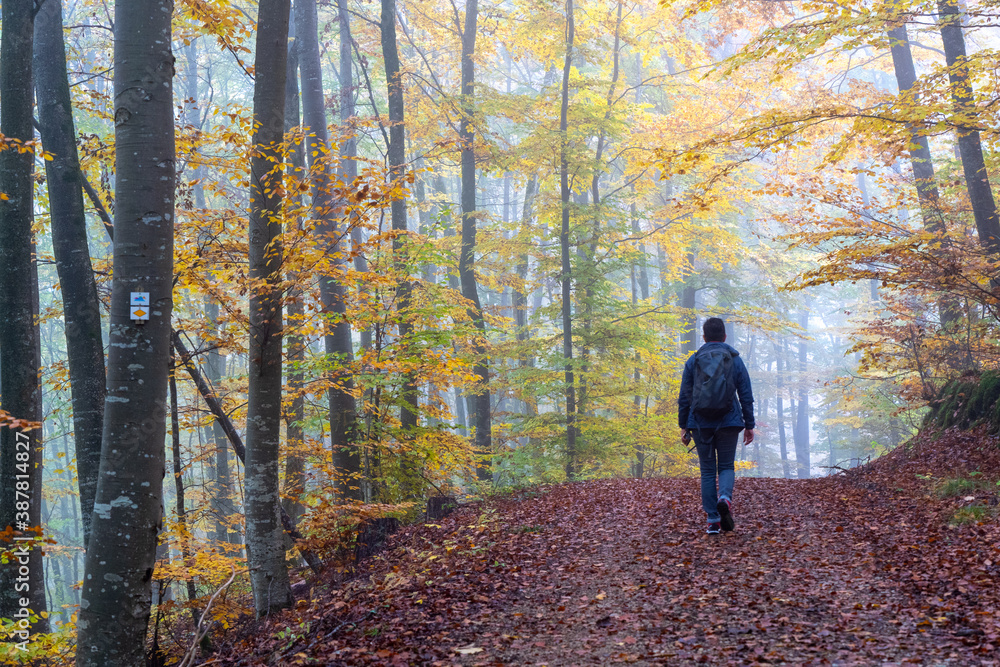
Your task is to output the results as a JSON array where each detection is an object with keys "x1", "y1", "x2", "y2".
[
  {"x1": 284, "y1": 17, "x2": 307, "y2": 525},
  {"x1": 515, "y1": 174, "x2": 538, "y2": 419},
  {"x1": 631, "y1": 198, "x2": 650, "y2": 478},
  {"x1": 416, "y1": 159, "x2": 436, "y2": 284},
  {"x1": 76, "y1": 0, "x2": 175, "y2": 661},
  {"x1": 887, "y1": 22, "x2": 945, "y2": 234},
  {"x1": 757, "y1": 361, "x2": 769, "y2": 475},
  {"x1": 245, "y1": 0, "x2": 293, "y2": 617},
  {"x1": 33, "y1": 0, "x2": 106, "y2": 549},
  {"x1": 680, "y1": 249, "x2": 698, "y2": 354},
  {"x1": 515, "y1": 175, "x2": 538, "y2": 344},
  {"x1": 774, "y1": 342, "x2": 791, "y2": 479},
  {"x1": 204, "y1": 300, "x2": 235, "y2": 543},
  {"x1": 0, "y1": 0, "x2": 47, "y2": 632},
  {"x1": 938, "y1": 0, "x2": 1000, "y2": 256},
  {"x1": 458, "y1": 0, "x2": 491, "y2": 479},
  {"x1": 381, "y1": 0, "x2": 419, "y2": 434},
  {"x1": 855, "y1": 172, "x2": 880, "y2": 302},
  {"x1": 794, "y1": 309, "x2": 810, "y2": 479},
  {"x1": 887, "y1": 17, "x2": 961, "y2": 326},
  {"x1": 296, "y1": 0, "x2": 361, "y2": 499},
  {"x1": 440, "y1": 176, "x2": 470, "y2": 436},
  {"x1": 631, "y1": 265, "x2": 645, "y2": 478},
  {"x1": 576, "y1": 0, "x2": 622, "y2": 427},
  {"x1": 169, "y1": 355, "x2": 202, "y2": 631},
  {"x1": 560, "y1": 0, "x2": 578, "y2": 479},
  {"x1": 338, "y1": 0, "x2": 373, "y2": 361}
]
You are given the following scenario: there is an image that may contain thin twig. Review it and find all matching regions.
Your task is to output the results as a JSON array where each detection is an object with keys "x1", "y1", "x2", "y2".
[{"x1": 177, "y1": 566, "x2": 238, "y2": 667}]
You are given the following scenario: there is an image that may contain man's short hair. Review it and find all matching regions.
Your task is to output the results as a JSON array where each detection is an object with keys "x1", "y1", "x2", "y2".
[{"x1": 703, "y1": 317, "x2": 726, "y2": 342}]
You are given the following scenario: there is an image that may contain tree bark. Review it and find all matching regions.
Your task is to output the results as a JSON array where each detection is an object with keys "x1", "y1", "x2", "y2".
[
  {"x1": 284, "y1": 14, "x2": 307, "y2": 526},
  {"x1": 515, "y1": 175, "x2": 538, "y2": 344},
  {"x1": 0, "y1": 0, "x2": 47, "y2": 632},
  {"x1": 515, "y1": 174, "x2": 538, "y2": 422},
  {"x1": 938, "y1": 0, "x2": 1000, "y2": 256},
  {"x1": 296, "y1": 0, "x2": 361, "y2": 500},
  {"x1": 887, "y1": 22, "x2": 945, "y2": 234},
  {"x1": 458, "y1": 0, "x2": 492, "y2": 479},
  {"x1": 381, "y1": 0, "x2": 419, "y2": 434},
  {"x1": 339, "y1": 0, "x2": 374, "y2": 357},
  {"x1": 76, "y1": 0, "x2": 175, "y2": 661},
  {"x1": 794, "y1": 309, "x2": 810, "y2": 479},
  {"x1": 33, "y1": 0, "x2": 106, "y2": 549},
  {"x1": 204, "y1": 300, "x2": 236, "y2": 544},
  {"x1": 887, "y1": 17, "x2": 961, "y2": 326},
  {"x1": 245, "y1": 0, "x2": 293, "y2": 617},
  {"x1": 169, "y1": 354, "x2": 202, "y2": 631},
  {"x1": 559, "y1": 0, "x2": 578, "y2": 479},
  {"x1": 774, "y1": 342, "x2": 791, "y2": 479}
]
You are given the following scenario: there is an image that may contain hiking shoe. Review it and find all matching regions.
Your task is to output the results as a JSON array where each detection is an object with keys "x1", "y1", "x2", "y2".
[
  {"x1": 706, "y1": 522, "x2": 721, "y2": 535},
  {"x1": 717, "y1": 498, "x2": 735, "y2": 532}
]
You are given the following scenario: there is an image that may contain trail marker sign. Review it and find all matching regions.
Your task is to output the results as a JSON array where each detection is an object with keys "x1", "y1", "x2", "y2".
[{"x1": 130, "y1": 292, "x2": 150, "y2": 322}]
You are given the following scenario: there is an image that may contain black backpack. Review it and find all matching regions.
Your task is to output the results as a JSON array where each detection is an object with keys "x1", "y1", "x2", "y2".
[{"x1": 691, "y1": 347, "x2": 736, "y2": 420}]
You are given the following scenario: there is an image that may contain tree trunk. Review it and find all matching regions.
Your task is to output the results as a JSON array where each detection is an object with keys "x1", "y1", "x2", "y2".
[
  {"x1": 887, "y1": 22, "x2": 945, "y2": 233},
  {"x1": 774, "y1": 342, "x2": 791, "y2": 479},
  {"x1": 76, "y1": 0, "x2": 175, "y2": 661},
  {"x1": 887, "y1": 17, "x2": 960, "y2": 326},
  {"x1": 284, "y1": 17, "x2": 307, "y2": 526},
  {"x1": 381, "y1": 0, "x2": 419, "y2": 434},
  {"x1": 559, "y1": 0, "x2": 578, "y2": 479},
  {"x1": 794, "y1": 309, "x2": 810, "y2": 479},
  {"x1": 515, "y1": 175, "x2": 538, "y2": 342},
  {"x1": 631, "y1": 264, "x2": 645, "y2": 479},
  {"x1": 515, "y1": 174, "x2": 538, "y2": 417},
  {"x1": 0, "y1": 0, "x2": 47, "y2": 632},
  {"x1": 244, "y1": 0, "x2": 293, "y2": 617},
  {"x1": 339, "y1": 0, "x2": 373, "y2": 356},
  {"x1": 205, "y1": 300, "x2": 235, "y2": 543},
  {"x1": 169, "y1": 355, "x2": 202, "y2": 632},
  {"x1": 681, "y1": 251, "x2": 698, "y2": 354},
  {"x1": 296, "y1": 0, "x2": 361, "y2": 500},
  {"x1": 458, "y1": 0, "x2": 492, "y2": 479},
  {"x1": 938, "y1": 0, "x2": 1000, "y2": 256},
  {"x1": 33, "y1": 0, "x2": 106, "y2": 549}
]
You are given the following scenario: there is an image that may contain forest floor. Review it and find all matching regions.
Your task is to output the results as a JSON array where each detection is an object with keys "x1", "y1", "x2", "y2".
[{"x1": 212, "y1": 429, "x2": 1000, "y2": 666}]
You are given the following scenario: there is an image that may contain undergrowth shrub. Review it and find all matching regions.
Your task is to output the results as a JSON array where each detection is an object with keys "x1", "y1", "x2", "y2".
[{"x1": 296, "y1": 497, "x2": 415, "y2": 571}]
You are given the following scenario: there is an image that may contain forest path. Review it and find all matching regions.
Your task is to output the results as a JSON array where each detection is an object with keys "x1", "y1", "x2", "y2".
[
  {"x1": 465, "y1": 476, "x2": 960, "y2": 665},
  {"x1": 221, "y1": 443, "x2": 1000, "y2": 666}
]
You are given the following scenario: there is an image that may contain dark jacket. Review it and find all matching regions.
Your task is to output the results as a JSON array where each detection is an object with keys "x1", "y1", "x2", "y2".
[{"x1": 678, "y1": 341, "x2": 755, "y2": 431}]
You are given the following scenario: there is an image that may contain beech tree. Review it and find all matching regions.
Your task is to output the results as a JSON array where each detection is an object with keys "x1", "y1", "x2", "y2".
[
  {"x1": 794, "y1": 308, "x2": 810, "y2": 479},
  {"x1": 937, "y1": 0, "x2": 1000, "y2": 257},
  {"x1": 0, "y1": 0, "x2": 47, "y2": 631},
  {"x1": 295, "y1": 0, "x2": 361, "y2": 499},
  {"x1": 244, "y1": 0, "x2": 293, "y2": 617},
  {"x1": 458, "y1": 0, "x2": 492, "y2": 478},
  {"x1": 559, "y1": 0, "x2": 578, "y2": 478},
  {"x1": 76, "y1": 0, "x2": 175, "y2": 661},
  {"x1": 382, "y1": 0, "x2": 419, "y2": 434},
  {"x1": 34, "y1": 0, "x2": 107, "y2": 548},
  {"x1": 886, "y1": 14, "x2": 959, "y2": 327},
  {"x1": 284, "y1": 5, "x2": 308, "y2": 527}
]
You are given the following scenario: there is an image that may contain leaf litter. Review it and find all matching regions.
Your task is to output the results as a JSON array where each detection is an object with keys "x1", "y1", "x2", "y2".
[{"x1": 212, "y1": 428, "x2": 1000, "y2": 665}]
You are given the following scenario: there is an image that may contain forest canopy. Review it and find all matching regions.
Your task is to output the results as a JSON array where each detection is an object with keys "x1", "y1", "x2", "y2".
[{"x1": 2, "y1": 0, "x2": 1000, "y2": 662}]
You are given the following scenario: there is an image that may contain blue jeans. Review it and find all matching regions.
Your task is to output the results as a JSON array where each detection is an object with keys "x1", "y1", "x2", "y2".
[{"x1": 694, "y1": 427, "x2": 741, "y2": 523}]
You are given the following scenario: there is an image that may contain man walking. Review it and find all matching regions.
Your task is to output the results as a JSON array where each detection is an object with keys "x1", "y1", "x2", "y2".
[{"x1": 678, "y1": 317, "x2": 755, "y2": 534}]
